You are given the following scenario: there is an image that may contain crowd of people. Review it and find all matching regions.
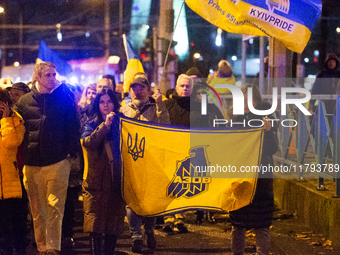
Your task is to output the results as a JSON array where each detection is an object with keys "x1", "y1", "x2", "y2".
[{"x1": 4, "y1": 53, "x2": 339, "y2": 255}]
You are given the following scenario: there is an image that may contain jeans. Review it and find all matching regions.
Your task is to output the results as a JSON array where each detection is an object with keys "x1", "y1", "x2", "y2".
[
  {"x1": 24, "y1": 159, "x2": 70, "y2": 252},
  {"x1": 231, "y1": 226, "x2": 270, "y2": 255},
  {"x1": 126, "y1": 206, "x2": 155, "y2": 241}
]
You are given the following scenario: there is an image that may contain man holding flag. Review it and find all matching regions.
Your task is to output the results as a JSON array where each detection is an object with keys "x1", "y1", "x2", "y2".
[{"x1": 120, "y1": 73, "x2": 170, "y2": 253}]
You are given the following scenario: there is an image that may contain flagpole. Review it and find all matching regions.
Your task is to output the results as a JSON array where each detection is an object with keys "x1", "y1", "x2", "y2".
[
  {"x1": 122, "y1": 34, "x2": 129, "y2": 62},
  {"x1": 160, "y1": 0, "x2": 185, "y2": 81}
]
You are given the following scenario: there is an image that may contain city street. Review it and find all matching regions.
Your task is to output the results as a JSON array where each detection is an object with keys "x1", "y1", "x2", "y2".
[{"x1": 25, "y1": 202, "x2": 340, "y2": 255}]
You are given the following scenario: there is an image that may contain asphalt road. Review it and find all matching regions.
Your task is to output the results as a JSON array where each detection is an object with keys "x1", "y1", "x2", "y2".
[{"x1": 25, "y1": 202, "x2": 339, "y2": 255}]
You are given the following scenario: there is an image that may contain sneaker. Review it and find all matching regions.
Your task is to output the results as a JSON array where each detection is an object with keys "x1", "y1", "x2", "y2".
[
  {"x1": 131, "y1": 239, "x2": 143, "y2": 253},
  {"x1": 162, "y1": 222, "x2": 174, "y2": 233},
  {"x1": 175, "y1": 223, "x2": 188, "y2": 233},
  {"x1": 46, "y1": 250, "x2": 60, "y2": 255},
  {"x1": 146, "y1": 233, "x2": 157, "y2": 250}
]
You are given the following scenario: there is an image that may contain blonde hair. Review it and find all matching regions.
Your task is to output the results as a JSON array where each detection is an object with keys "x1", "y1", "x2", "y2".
[
  {"x1": 217, "y1": 60, "x2": 233, "y2": 77},
  {"x1": 33, "y1": 62, "x2": 56, "y2": 82},
  {"x1": 78, "y1": 83, "x2": 96, "y2": 108}
]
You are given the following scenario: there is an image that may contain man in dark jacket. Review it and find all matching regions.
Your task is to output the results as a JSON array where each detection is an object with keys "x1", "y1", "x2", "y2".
[
  {"x1": 309, "y1": 53, "x2": 340, "y2": 114},
  {"x1": 14, "y1": 62, "x2": 80, "y2": 255},
  {"x1": 164, "y1": 74, "x2": 192, "y2": 127},
  {"x1": 120, "y1": 74, "x2": 170, "y2": 253}
]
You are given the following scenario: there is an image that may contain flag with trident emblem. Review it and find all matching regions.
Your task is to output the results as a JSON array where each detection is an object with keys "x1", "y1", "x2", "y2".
[{"x1": 120, "y1": 117, "x2": 264, "y2": 217}]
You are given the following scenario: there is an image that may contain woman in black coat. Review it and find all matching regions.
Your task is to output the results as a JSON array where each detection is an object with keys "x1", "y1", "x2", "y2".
[
  {"x1": 228, "y1": 84, "x2": 278, "y2": 255},
  {"x1": 81, "y1": 89, "x2": 125, "y2": 255}
]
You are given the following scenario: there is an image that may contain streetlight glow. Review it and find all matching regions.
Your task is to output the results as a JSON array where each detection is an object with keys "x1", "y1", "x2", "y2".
[
  {"x1": 14, "y1": 62, "x2": 20, "y2": 67},
  {"x1": 193, "y1": 53, "x2": 200, "y2": 59},
  {"x1": 0, "y1": 7, "x2": 4, "y2": 13}
]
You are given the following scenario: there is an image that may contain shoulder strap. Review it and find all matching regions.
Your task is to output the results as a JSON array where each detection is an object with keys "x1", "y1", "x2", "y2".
[
  {"x1": 104, "y1": 141, "x2": 114, "y2": 182},
  {"x1": 132, "y1": 103, "x2": 153, "y2": 120},
  {"x1": 105, "y1": 141, "x2": 114, "y2": 163}
]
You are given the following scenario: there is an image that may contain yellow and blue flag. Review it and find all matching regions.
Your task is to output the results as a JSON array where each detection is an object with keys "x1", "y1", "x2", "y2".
[
  {"x1": 37, "y1": 41, "x2": 72, "y2": 76},
  {"x1": 120, "y1": 117, "x2": 264, "y2": 216},
  {"x1": 185, "y1": 0, "x2": 322, "y2": 53},
  {"x1": 122, "y1": 34, "x2": 144, "y2": 92}
]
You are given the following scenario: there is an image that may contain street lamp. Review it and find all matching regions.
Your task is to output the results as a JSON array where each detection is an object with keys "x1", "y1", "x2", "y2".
[{"x1": 0, "y1": 7, "x2": 4, "y2": 13}]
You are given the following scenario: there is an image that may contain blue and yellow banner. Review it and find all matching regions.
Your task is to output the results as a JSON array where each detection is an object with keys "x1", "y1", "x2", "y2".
[
  {"x1": 185, "y1": 0, "x2": 322, "y2": 53},
  {"x1": 37, "y1": 41, "x2": 72, "y2": 76},
  {"x1": 120, "y1": 117, "x2": 264, "y2": 216},
  {"x1": 122, "y1": 34, "x2": 145, "y2": 93}
]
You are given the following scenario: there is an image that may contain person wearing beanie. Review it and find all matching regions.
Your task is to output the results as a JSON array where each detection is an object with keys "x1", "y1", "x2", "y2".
[
  {"x1": 186, "y1": 67, "x2": 203, "y2": 78},
  {"x1": 206, "y1": 60, "x2": 236, "y2": 117},
  {"x1": 309, "y1": 53, "x2": 340, "y2": 114},
  {"x1": 207, "y1": 60, "x2": 236, "y2": 95},
  {"x1": 7, "y1": 82, "x2": 31, "y2": 104}
]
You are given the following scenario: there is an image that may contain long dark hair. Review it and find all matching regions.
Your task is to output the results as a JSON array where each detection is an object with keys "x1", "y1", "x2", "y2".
[
  {"x1": 0, "y1": 88, "x2": 13, "y2": 119},
  {"x1": 91, "y1": 88, "x2": 120, "y2": 123}
]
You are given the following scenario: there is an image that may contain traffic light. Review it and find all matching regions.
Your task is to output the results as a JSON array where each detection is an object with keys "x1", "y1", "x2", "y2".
[
  {"x1": 142, "y1": 38, "x2": 153, "y2": 63},
  {"x1": 140, "y1": 47, "x2": 147, "y2": 59},
  {"x1": 160, "y1": 38, "x2": 178, "y2": 65}
]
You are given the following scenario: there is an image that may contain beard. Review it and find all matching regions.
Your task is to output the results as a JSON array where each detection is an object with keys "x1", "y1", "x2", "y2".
[{"x1": 132, "y1": 98, "x2": 148, "y2": 108}]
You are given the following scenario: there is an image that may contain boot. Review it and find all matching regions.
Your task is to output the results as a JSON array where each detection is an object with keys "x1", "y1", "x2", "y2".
[
  {"x1": 89, "y1": 233, "x2": 102, "y2": 255},
  {"x1": 104, "y1": 234, "x2": 117, "y2": 255}
]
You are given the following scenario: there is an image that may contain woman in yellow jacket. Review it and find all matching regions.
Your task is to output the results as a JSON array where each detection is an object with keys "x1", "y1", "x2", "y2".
[{"x1": 0, "y1": 88, "x2": 25, "y2": 255}]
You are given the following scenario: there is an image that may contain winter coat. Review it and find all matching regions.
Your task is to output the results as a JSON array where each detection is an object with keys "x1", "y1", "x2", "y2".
[
  {"x1": 229, "y1": 102, "x2": 278, "y2": 229},
  {"x1": 189, "y1": 85, "x2": 225, "y2": 128},
  {"x1": 81, "y1": 114, "x2": 125, "y2": 235},
  {"x1": 190, "y1": 101, "x2": 224, "y2": 127},
  {"x1": 207, "y1": 76, "x2": 236, "y2": 95},
  {"x1": 310, "y1": 61, "x2": 340, "y2": 114},
  {"x1": 120, "y1": 97, "x2": 170, "y2": 124},
  {"x1": 0, "y1": 111, "x2": 25, "y2": 199},
  {"x1": 14, "y1": 84, "x2": 80, "y2": 167},
  {"x1": 165, "y1": 94, "x2": 191, "y2": 127}
]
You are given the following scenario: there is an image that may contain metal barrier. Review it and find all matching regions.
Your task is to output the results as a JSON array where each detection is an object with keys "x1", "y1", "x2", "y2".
[
  {"x1": 274, "y1": 95, "x2": 340, "y2": 197},
  {"x1": 219, "y1": 94, "x2": 340, "y2": 197}
]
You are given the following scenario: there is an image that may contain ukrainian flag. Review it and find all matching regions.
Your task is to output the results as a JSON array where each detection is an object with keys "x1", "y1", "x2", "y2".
[
  {"x1": 185, "y1": 0, "x2": 322, "y2": 53},
  {"x1": 122, "y1": 34, "x2": 144, "y2": 93},
  {"x1": 120, "y1": 117, "x2": 264, "y2": 216},
  {"x1": 37, "y1": 41, "x2": 72, "y2": 76}
]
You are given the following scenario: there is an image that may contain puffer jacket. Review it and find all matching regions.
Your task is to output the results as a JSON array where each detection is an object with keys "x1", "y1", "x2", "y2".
[
  {"x1": 120, "y1": 97, "x2": 170, "y2": 124},
  {"x1": 14, "y1": 84, "x2": 80, "y2": 167},
  {"x1": 0, "y1": 110, "x2": 25, "y2": 199}
]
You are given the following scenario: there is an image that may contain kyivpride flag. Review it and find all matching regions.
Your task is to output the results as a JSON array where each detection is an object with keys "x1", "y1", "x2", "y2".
[
  {"x1": 120, "y1": 117, "x2": 264, "y2": 216},
  {"x1": 185, "y1": 0, "x2": 322, "y2": 53}
]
